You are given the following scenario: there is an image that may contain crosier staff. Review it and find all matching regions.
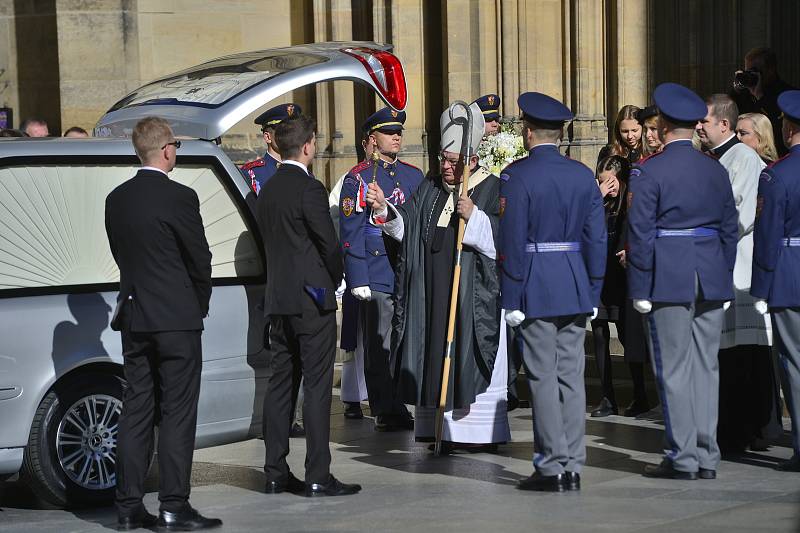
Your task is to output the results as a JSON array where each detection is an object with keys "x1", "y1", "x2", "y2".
[{"x1": 433, "y1": 100, "x2": 473, "y2": 456}]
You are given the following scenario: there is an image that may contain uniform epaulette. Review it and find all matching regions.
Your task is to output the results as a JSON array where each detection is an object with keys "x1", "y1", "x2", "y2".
[
  {"x1": 636, "y1": 151, "x2": 664, "y2": 165},
  {"x1": 241, "y1": 158, "x2": 265, "y2": 170},
  {"x1": 767, "y1": 152, "x2": 791, "y2": 169},
  {"x1": 349, "y1": 160, "x2": 372, "y2": 175},
  {"x1": 399, "y1": 160, "x2": 421, "y2": 172}
]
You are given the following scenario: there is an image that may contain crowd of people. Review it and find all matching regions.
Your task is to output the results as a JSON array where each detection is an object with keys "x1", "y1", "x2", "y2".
[
  {"x1": 0, "y1": 117, "x2": 89, "y2": 138},
  {"x1": 97, "y1": 46, "x2": 799, "y2": 531}
]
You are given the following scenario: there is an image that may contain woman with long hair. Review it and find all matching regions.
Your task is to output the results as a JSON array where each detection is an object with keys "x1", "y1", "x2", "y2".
[
  {"x1": 736, "y1": 112, "x2": 779, "y2": 164},
  {"x1": 589, "y1": 155, "x2": 650, "y2": 418},
  {"x1": 637, "y1": 105, "x2": 663, "y2": 157},
  {"x1": 598, "y1": 105, "x2": 643, "y2": 163}
]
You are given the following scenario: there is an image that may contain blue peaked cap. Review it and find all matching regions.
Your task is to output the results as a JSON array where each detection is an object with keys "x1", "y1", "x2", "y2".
[
  {"x1": 778, "y1": 90, "x2": 800, "y2": 123},
  {"x1": 518, "y1": 92, "x2": 574, "y2": 126},
  {"x1": 652, "y1": 83, "x2": 706, "y2": 124},
  {"x1": 254, "y1": 103, "x2": 302, "y2": 129}
]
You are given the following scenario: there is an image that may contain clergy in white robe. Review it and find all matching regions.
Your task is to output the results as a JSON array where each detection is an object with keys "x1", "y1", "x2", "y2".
[{"x1": 368, "y1": 103, "x2": 510, "y2": 450}]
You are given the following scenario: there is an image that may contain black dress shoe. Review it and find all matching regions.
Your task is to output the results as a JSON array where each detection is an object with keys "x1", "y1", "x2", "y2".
[
  {"x1": 643, "y1": 461, "x2": 698, "y2": 480},
  {"x1": 118, "y1": 505, "x2": 158, "y2": 531},
  {"x1": 265, "y1": 471, "x2": 306, "y2": 494},
  {"x1": 698, "y1": 468, "x2": 716, "y2": 479},
  {"x1": 776, "y1": 455, "x2": 800, "y2": 472},
  {"x1": 507, "y1": 395, "x2": 520, "y2": 412},
  {"x1": 289, "y1": 422, "x2": 306, "y2": 438},
  {"x1": 375, "y1": 414, "x2": 414, "y2": 432},
  {"x1": 344, "y1": 402, "x2": 364, "y2": 419},
  {"x1": 590, "y1": 397, "x2": 618, "y2": 418},
  {"x1": 517, "y1": 472, "x2": 566, "y2": 492},
  {"x1": 157, "y1": 505, "x2": 222, "y2": 531},
  {"x1": 564, "y1": 471, "x2": 581, "y2": 491},
  {"x1": 305, "y1": 475, "x2": 362, "y2": 497},
  {"x1": 623, "y1": 399, "x2": 651, "y2": 417}
]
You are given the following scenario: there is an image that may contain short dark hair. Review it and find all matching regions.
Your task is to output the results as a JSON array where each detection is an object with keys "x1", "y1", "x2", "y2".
[
  {"x1": 275, "y1": 115, "x2": 316, "y2": 158},
  {"x1": 63, "y1": 126, "x2": 88, "y2": 137},
  {"x1": 0, "y1": 128, "x2": 26, "y2": 137},
  {"x1": 522, "y1": 119, "x2": 561, "y2": 142},
  {"x1": 706, "y1": 94, "x2": 739, "y2": 127}
]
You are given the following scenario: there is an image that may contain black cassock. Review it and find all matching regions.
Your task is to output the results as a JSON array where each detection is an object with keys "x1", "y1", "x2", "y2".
[{"x1": 391, "y1": 171, "x2": 501, "y2": 410}]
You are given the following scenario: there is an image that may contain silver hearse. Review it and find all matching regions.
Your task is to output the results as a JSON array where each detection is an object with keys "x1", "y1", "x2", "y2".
[{"x1": 0, "y1": 41, "x2": 407, "y2": 506}]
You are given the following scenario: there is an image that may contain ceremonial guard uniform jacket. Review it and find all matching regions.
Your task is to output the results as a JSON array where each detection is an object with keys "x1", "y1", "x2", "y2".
[
  {"x1": 752, "y1": 144, "x2": 800, "y2": 307},
  {"x1": 627, "y1": 140, "x2": 738, "y2": 303},
  {"x1": 499, "y1": 144, "x2": 607, "y2": 318},
  {"x1": 240, "y1": 153, "x2": 280, "y2": 194},
  {"x1": 339, "y1": 158, "x2": 423, "y2": 293}
]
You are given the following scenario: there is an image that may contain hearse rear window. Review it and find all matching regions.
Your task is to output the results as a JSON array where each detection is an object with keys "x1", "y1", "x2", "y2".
[{"x1": 0, "y1": 163, "x2": 262, "y2": 290}]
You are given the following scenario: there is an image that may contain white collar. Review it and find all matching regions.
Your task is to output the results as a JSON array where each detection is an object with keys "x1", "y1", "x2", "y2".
[
  {"x1": 281, "y1": 159, "x2": 309, "y2": 175},
  {"x1": 710, "y1": 134, "x2": 737, "y2": 152},
  {"x1": 663, "y1": 138, "x2": 693, "y2": 147},
  {"x1": 140, "y1": 166, "x2": 169, "y2": 177}
]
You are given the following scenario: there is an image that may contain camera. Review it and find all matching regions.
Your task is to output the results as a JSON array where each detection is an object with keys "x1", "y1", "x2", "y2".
[{"x1": 733, "y1": 70, "x2": 760, "y2": 91}]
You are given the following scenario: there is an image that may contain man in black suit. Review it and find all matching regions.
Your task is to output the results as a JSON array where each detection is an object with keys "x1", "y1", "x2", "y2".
[
  {"x1": 105, "y1": 117, "x2": 221, "y2": 531},
  {"x1": 257, "y1": 115, "x2": 361, "y2": 497}
]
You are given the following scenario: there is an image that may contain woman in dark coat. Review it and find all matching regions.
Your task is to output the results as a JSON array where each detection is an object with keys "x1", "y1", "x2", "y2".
[{"x1": 589, "y1": 155, "x2": 650, "y2": 417}]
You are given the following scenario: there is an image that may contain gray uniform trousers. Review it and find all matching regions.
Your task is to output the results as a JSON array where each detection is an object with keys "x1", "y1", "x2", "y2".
[
  {"x1": 771, "y1": 308, "x2": 800, "y2": 456},
  {"x1": 644, "y1": 294, "x2": 725, "y2": 473},
  {"x1": 519, "y1": 315, "x2": 587, "y2": 476}
]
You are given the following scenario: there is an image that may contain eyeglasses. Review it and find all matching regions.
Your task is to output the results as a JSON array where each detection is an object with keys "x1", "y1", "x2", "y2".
[
  {"x1": 437, "y1": 154, "x2": 462, "y2": 167},
  {"x1": 162, "y1": 140, "x2": 181, "y2": 150}
]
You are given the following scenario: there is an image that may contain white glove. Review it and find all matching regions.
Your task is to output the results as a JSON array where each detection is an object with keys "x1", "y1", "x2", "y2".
[
  {"x1": 505, "y1": 310, "x2": 525, "y2": 327},
  {"x1": 723, "y1": 301, "x2": 731, "y2": 311},
  {"x1": 591, "y1": 307, "x2": 599, "y2": 320},
  {"x1": 633, "y1": 299, "x2": 652, "y2": 314},
  {"x1": 351, "y1": 286, "x2": 372, "y2": 301},
  {"x1": 754, "y1": 299, "x2": 768, "y2": 315}
]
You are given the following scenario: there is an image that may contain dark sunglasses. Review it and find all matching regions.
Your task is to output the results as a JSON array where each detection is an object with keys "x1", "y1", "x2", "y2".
[{"x1": 162, "y1": 140, "x2": 181, "y2": 150}]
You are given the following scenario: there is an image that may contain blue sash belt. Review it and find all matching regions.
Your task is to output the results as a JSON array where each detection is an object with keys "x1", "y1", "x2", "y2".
[
  {"x1": 656, "y1": 227, "x2": 718, "y2": 238},
  {"x1": 781, "y1": 237, "x2": 800, "y2": 247},
  {"x1": 364, "y1": 225, "x2": 383, "y2": 236},
  {"x1": 525, "y1": 241, "x2": 582, "y2": 253}
]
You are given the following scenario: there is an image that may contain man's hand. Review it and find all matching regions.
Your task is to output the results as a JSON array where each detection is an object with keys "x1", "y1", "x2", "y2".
[
  {"x1": 633, "y1": 299, "x2": 652, "y2": 314},
  {"x1": 591, "y1": 307, "x2": 599, "y2": 320},
  {"x1": 366, "y1": 182, "x2": 387, "y2": 213},
  {"x1": 616, "y1": 249, "x2": 627, "y2": 268},
  {"x1": 505, "y1": 310, "x2": 525, "y2": 327},
  {"x1": 754, "y1": 299, "x2": 768, "y2": 315},
  {"x1": 457, "y1": 197, "x2": 475, "y2": 221},
  {"x1": 351, "y1": 286, "x2": 372, "y2": 301}
]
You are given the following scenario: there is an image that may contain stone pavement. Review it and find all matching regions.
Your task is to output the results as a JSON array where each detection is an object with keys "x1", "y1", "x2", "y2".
[{"x1": 1, "y1": 396, "x2": 798, "y2": 533}]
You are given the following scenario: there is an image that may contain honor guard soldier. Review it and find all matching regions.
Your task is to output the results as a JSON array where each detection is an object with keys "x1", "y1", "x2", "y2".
[
  {"x1": 752, "y1": 90, "x2": 800, "y2": 472},
  {"x1": 240, "y1": 103, "x2": 302, "y2": 194},
  {"x1": 499, "y1": 92, "x2": 607, "y2": 492},
  {"x1": 627, "y1": 83, "x2": 738, "y2": 480},
  {"x1": 339, "y1": 107, "x2": 424, "y2": 431},
  {"x1": 473, "y1": 93, "x2": 502, "y2": 136}
]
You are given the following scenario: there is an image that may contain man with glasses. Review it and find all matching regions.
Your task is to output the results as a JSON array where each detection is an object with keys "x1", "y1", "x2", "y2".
[
  {"x1": 366, "y1": 102, "x2": 510, "y2": 452},
  {"x1": 339, "y1": 107, "x2": 423, "y2": 431},
  {"x1": 105, "y1": 117, "x2": 221, "y2": 530}
]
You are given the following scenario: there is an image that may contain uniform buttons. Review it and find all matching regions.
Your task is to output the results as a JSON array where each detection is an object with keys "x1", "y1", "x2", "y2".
[{"x1": 373, "y1": 250, "x2": 380, "y2": 256}]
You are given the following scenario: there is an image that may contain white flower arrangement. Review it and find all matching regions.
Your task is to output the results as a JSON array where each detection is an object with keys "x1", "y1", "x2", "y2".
[{"x1": 477, "y1": 122, "x2": 527, "y2": 175}]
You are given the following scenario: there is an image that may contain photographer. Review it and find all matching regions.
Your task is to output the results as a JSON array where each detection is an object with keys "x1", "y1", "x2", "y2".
[{"x1": 732, "y1": 47, "x2": 795, "y2": 157}]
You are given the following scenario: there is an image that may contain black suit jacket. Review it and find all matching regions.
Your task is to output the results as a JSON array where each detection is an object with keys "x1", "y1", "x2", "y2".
[
  {"x1": 256, "y1": 162, "x2": 343, "y2": 315},
  {"x1": 105, "y1": 169, "x2": 212, "y2": 332}
]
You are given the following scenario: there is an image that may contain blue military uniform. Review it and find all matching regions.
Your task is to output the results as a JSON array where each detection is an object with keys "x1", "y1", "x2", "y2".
[
  {"x1": 338, "y1": 107, "x2": 424, "y2": 425},
  {"x1": 473, "y1": 94, "x2": 501, "y2": 122},
  {"x1": 751, "y1": 90, "x2": 800, "y2": 469},
  {"x1": 628, "y1": 82, "x2": 738, "y2": 479},
  {"x1": 498, "y1": 92, "x2": 606, "y2": 490},
  {"x1": 239, "y1": 103, "x2": 302, "y2": 194}
]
